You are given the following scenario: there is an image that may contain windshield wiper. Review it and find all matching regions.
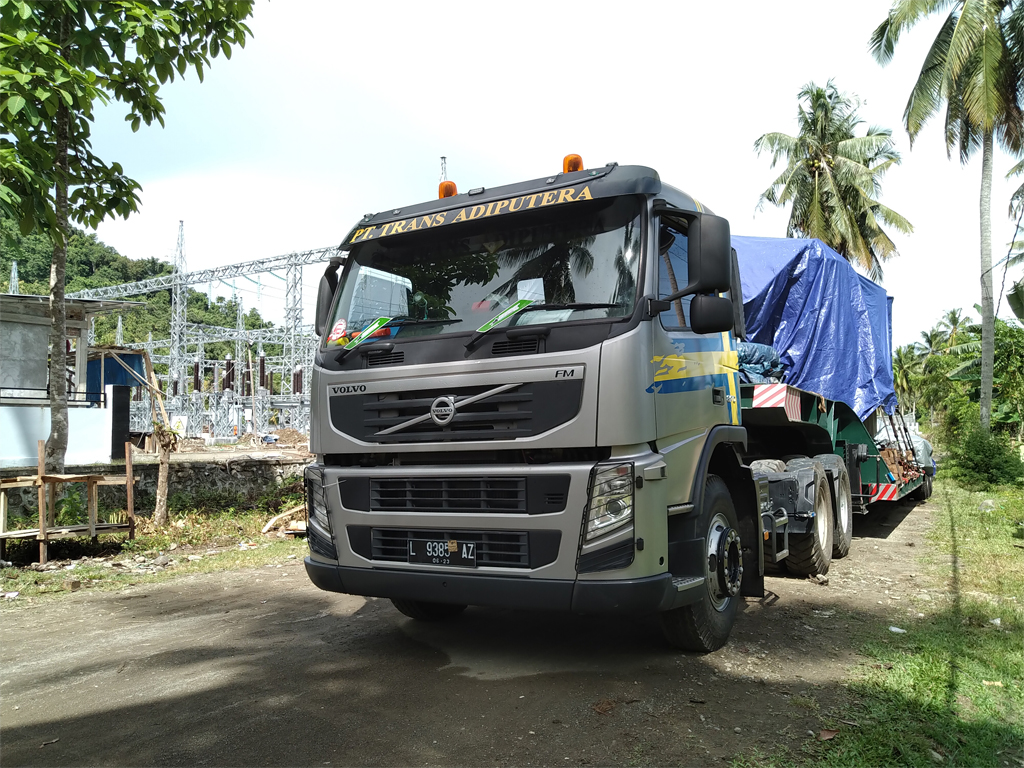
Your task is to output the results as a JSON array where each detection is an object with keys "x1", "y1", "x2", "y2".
[
  {"x1": 385, "y1": 316, "x2": 464, "y2": 327},
  {"x1": 523, "y1": 302, "x2": 623, "y2": 311},
  {"x1": 465, "y1": 301, "x2": 624, "y2": 349}
]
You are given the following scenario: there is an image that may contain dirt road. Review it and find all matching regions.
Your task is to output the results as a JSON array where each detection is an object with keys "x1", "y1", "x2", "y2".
[{"x1": 1, "y1": 500, "x2": 934, "y2": 766}]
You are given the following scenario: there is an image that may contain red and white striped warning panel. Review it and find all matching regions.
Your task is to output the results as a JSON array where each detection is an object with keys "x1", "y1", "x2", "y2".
[
  {"x1": 750, "y1": 384, "x2": 801, "y2": 421},
  {"x1": 868, "y1": 483, "x2": 900, "y2": 502}
]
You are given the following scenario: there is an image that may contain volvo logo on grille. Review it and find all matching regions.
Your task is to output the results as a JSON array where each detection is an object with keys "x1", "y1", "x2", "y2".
[{"x1": 429, "y1": 396, "x2": 456, "y2": 426}]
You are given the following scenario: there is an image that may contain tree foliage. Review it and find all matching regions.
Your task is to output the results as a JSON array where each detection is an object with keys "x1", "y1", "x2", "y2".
[
  {"x1": 0, "y1": 0, "x2": 254, "y2": 241},
  {"x1": 898, "y1": 307, "x2": 1024, "y2": 486},
  {"x1": 754, "y1": 80, "x2": 913, "y2": 281},
  {"x1": 871, "y1": 0, "x2": 1024, "y2": 432}
]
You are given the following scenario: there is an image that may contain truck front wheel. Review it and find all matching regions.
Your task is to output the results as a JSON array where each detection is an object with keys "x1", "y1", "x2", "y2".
[
  {"x1": 660, "y1": 475, "x2": 741, "y2": 653},
  {"x1": 390, "y1": 599, "x2": 468, "y2": 621}
]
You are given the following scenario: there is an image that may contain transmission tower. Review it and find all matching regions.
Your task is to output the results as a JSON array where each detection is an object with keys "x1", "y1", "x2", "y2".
[
  {"x1": 169, "y1": 221, "x2": 188, "y2": 400},
  {"x1": 282, "y1": 256, "x2": 303, "y2": 395},
  {"x1": 8, "y1": 260, "x2": 18, "y2": 294}
]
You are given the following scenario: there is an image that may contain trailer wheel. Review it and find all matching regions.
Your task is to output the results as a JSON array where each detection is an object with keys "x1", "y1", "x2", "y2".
[
  {"x1": 910, "y1": 474, "x2": 933, "y2": 502},
  {"x1": 785, "y1": 464, "x2": 834, "y2": 576},
  {"x1": 390, "y1": 599, "x2": 467, "y2": 621},
  {"x1": 812, "y1": 454, "x2": 853, "y2": 559},
  {"x1": 660, "y1": 475, "x2": 741, "y2": 653}
]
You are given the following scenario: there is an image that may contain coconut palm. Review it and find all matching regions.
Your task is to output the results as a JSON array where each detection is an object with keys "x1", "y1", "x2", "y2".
[
  {"x1": 938, "y1": 308, "x2": 974, "y2": 348},
  {"x1": 916, "y1": 326, "x2": 948, "y2": 370},
  {"x1": 871, "y1": 0, "x2": 1024, "y2": 431},
  {"x1": 893, "y1": 344, "x2": 923, "y2": 413},
  {"x1": 754, "y1": 80, "x2": 913, "y2": 281}
]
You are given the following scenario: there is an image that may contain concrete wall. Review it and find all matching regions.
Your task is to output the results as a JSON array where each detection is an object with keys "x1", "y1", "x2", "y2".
[{"x1": 0, "y1": 401, "x2": 113, "y2": 469}]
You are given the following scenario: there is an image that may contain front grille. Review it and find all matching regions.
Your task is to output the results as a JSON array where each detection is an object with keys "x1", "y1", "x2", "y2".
[
  {"x1": 371, "y1": 477, "x2": 526, "y2": 513},
  {"x1": 363, "y1": 384, "x2": 531, "y2": 442},
  {"x1": 366, "y1": 351, "x2": 404, "y2": 367},
  {"x1": 491, "y1": 338, "x2": 539, "y2": 356},
  {"x1": 329, "y1": 379, "x2": 584, "y2": 444},
  {"x1": 371, "y1": 528, "x2": 529, "y2": 568}
]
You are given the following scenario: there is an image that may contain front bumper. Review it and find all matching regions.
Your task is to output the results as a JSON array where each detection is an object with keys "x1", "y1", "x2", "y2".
[{"x1": 305, "y1": 557, "x2": 700, "y2": 613}]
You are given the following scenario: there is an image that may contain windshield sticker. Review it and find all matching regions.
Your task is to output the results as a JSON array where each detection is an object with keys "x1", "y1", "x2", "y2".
[
  {"x1": 348, "y1": 184, "x2": 595, "y2": 245},
  {"x1": 475, "y1": 300, "x2": 535, "y2": 333},
  {"x1": 326, "y1": 319, "x2": 347, "y2": 344},
  {"x1": 344, "y1": 317, "x2": 392, "y2": 349}
]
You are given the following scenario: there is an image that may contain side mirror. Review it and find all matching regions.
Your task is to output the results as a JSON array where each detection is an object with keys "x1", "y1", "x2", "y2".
[
  {"x1": 685, "y1": 214, "x2": 732, "y2": 296},
  {"x1": 657, "y1": 212, "x2": 732, "y2": 303},
  {"x1": 315, "y1": 258, "x2": 343, "y2": 337},
  {"x1": 689, "y1": 294, "x2": 734, "y2": 335}
]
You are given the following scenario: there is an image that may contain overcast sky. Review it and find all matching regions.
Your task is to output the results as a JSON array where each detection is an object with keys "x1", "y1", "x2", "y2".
[{"x1": 89, "y1": 0, "x2": 1023, "y2": 348}]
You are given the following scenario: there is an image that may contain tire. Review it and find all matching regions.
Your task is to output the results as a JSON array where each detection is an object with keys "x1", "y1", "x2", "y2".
[
  {"x1": 910, "y1": 474, "x2": 933, "y2": 502},
  {"x1": 785, "y1": 464, "x2": 834, "y2": 576},
  {"x1": 813, "y1": 454, "x2": 852, "y2": 559},
  {"x1": 390, "y1": 599, "x2": 467, "y2": 621},
  {"x1": 750, "y1": 459, "x2": 787, "y2": 475},
  {"x1": 660, "y1": 475, "x2": 742, "y2": 653}
]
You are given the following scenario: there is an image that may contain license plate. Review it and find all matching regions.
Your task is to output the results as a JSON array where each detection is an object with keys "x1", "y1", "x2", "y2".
[{"x1": 408, "y1": 538, "x2": 477, "y2": 568}]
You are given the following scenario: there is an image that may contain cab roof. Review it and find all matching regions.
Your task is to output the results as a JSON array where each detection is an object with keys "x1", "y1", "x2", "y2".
[{"x1": 340, "y1": 164, "x2": 709, "y2": 249}]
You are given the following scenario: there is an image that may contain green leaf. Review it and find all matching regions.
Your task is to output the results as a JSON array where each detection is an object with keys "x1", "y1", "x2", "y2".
[
  {"x1": 6, "y1": 93, "x2": 25, "y2": 115},
  {"x1": 131, "y1": 115, "x2": 140, "y2": 132}
]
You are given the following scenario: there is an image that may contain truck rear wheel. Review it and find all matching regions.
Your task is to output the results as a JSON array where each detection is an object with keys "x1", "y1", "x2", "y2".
[
  {"x1": 660, "y1": 475, "x2": 741, "y2": 653},
  {"x1": 812, "y1": 454, "x2": 853, "y2": 559},
  {"x1": 785, "y1": 464, "x2": 834, "y2": 576},
  {"x1": 390, "y1": 599, "x2": 467, "y2": 621}
]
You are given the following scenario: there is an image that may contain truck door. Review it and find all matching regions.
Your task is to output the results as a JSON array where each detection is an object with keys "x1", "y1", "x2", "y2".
[{"x1": 649, "y1": 218, "x2": 740, "y2": 450}]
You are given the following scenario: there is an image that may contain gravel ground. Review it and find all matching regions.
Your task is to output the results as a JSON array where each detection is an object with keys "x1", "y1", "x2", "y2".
[{"x1": 0, "y1": 498, "x2": 934, "y2": 766}]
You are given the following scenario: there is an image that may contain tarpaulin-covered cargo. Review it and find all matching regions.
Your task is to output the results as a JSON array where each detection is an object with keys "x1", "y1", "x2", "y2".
[{"x1": 732, "y1": 236, "x2": 897, "y2": 421}]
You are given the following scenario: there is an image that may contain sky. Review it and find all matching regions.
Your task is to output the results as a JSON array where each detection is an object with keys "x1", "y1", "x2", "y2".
[{"x1": 88, "y1": 0, "x2": 1024, "y2": 348}]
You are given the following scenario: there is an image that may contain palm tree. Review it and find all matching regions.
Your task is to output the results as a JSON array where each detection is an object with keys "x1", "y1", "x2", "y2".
[
  {"x1": 754, "y1": 80, "x2": 913, "y2": 281},
  {"x1": 916, "y1": 326, "x2": 948, "y2": 370},
  {"x1": 893, "y1": 344, "x2": 923, "y2": 414},
  {"x1": 871, "y1": 0, "x2": 1024, "y2": 431},
  {"x1": 938, "y1": 308, "x2": 973, "y2": 348}
]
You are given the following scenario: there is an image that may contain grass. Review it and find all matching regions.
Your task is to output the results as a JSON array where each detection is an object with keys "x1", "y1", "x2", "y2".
[
  {"x1": 802, "y1": 479, "x2": 1024, "y2": 767},
  {"x1": 1, "y1": 481, "x2": 308, "y2": 605},
  {"x1": 729, "y1": 478, "x2": 1024, "y2": 768}
]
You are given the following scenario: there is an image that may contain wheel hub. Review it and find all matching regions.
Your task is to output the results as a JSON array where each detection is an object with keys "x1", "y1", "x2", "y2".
[{"x1": 706, "y1": 514, "x2": 743, "y2": 609}]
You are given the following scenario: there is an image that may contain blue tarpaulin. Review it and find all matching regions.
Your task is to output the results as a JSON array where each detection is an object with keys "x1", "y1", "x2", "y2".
[
  {"x1": 86, "y1": 353, "x2": 146, "y2": 402},
  {"x1": 732, "y1": 236, "x2": 897, "y2": 421}
]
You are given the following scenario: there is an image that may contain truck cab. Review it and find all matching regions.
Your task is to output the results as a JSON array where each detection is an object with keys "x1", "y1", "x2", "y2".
[{"x1": 304, "y1": 161, "x2": 764, "y2": 651}]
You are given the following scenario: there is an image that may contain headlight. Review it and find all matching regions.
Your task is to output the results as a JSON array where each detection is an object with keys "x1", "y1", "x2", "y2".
[{"x1": 585, "y1": 462, "x2": 634, "y2": 541}]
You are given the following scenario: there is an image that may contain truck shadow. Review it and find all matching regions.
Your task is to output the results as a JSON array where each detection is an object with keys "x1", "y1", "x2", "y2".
[{"x1": 853, "y1": 498, "x2": 923, "y2": 539}]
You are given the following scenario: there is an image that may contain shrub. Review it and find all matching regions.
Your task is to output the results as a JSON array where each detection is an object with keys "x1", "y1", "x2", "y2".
[{"x1": 948, "y1": 426, "x2": 1024, "y2": 489}]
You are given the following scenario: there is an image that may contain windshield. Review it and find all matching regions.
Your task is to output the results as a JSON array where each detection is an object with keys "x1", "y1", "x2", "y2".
[{"x1": 325, "y1": 195, "x2": 644, "y2": 347}]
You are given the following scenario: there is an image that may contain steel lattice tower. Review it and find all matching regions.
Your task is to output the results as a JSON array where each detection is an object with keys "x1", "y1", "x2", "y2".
[
  {"x1": 282, "y1": 256, "x2": 303, "y2": 395},
  {"x1": 168, "y1": 221, "x2": 188, "y2": 399}
]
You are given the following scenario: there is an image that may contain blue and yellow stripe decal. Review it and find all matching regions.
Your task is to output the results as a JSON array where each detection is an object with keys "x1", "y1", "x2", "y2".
[{"x1": 645, "y1": 334, "x2": 742, "y2": 425}]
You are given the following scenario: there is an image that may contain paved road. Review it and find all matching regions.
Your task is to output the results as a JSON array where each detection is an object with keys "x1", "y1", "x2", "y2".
[{"x1": 2, "y1": 503, "x2": 931, "y2": 766}]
